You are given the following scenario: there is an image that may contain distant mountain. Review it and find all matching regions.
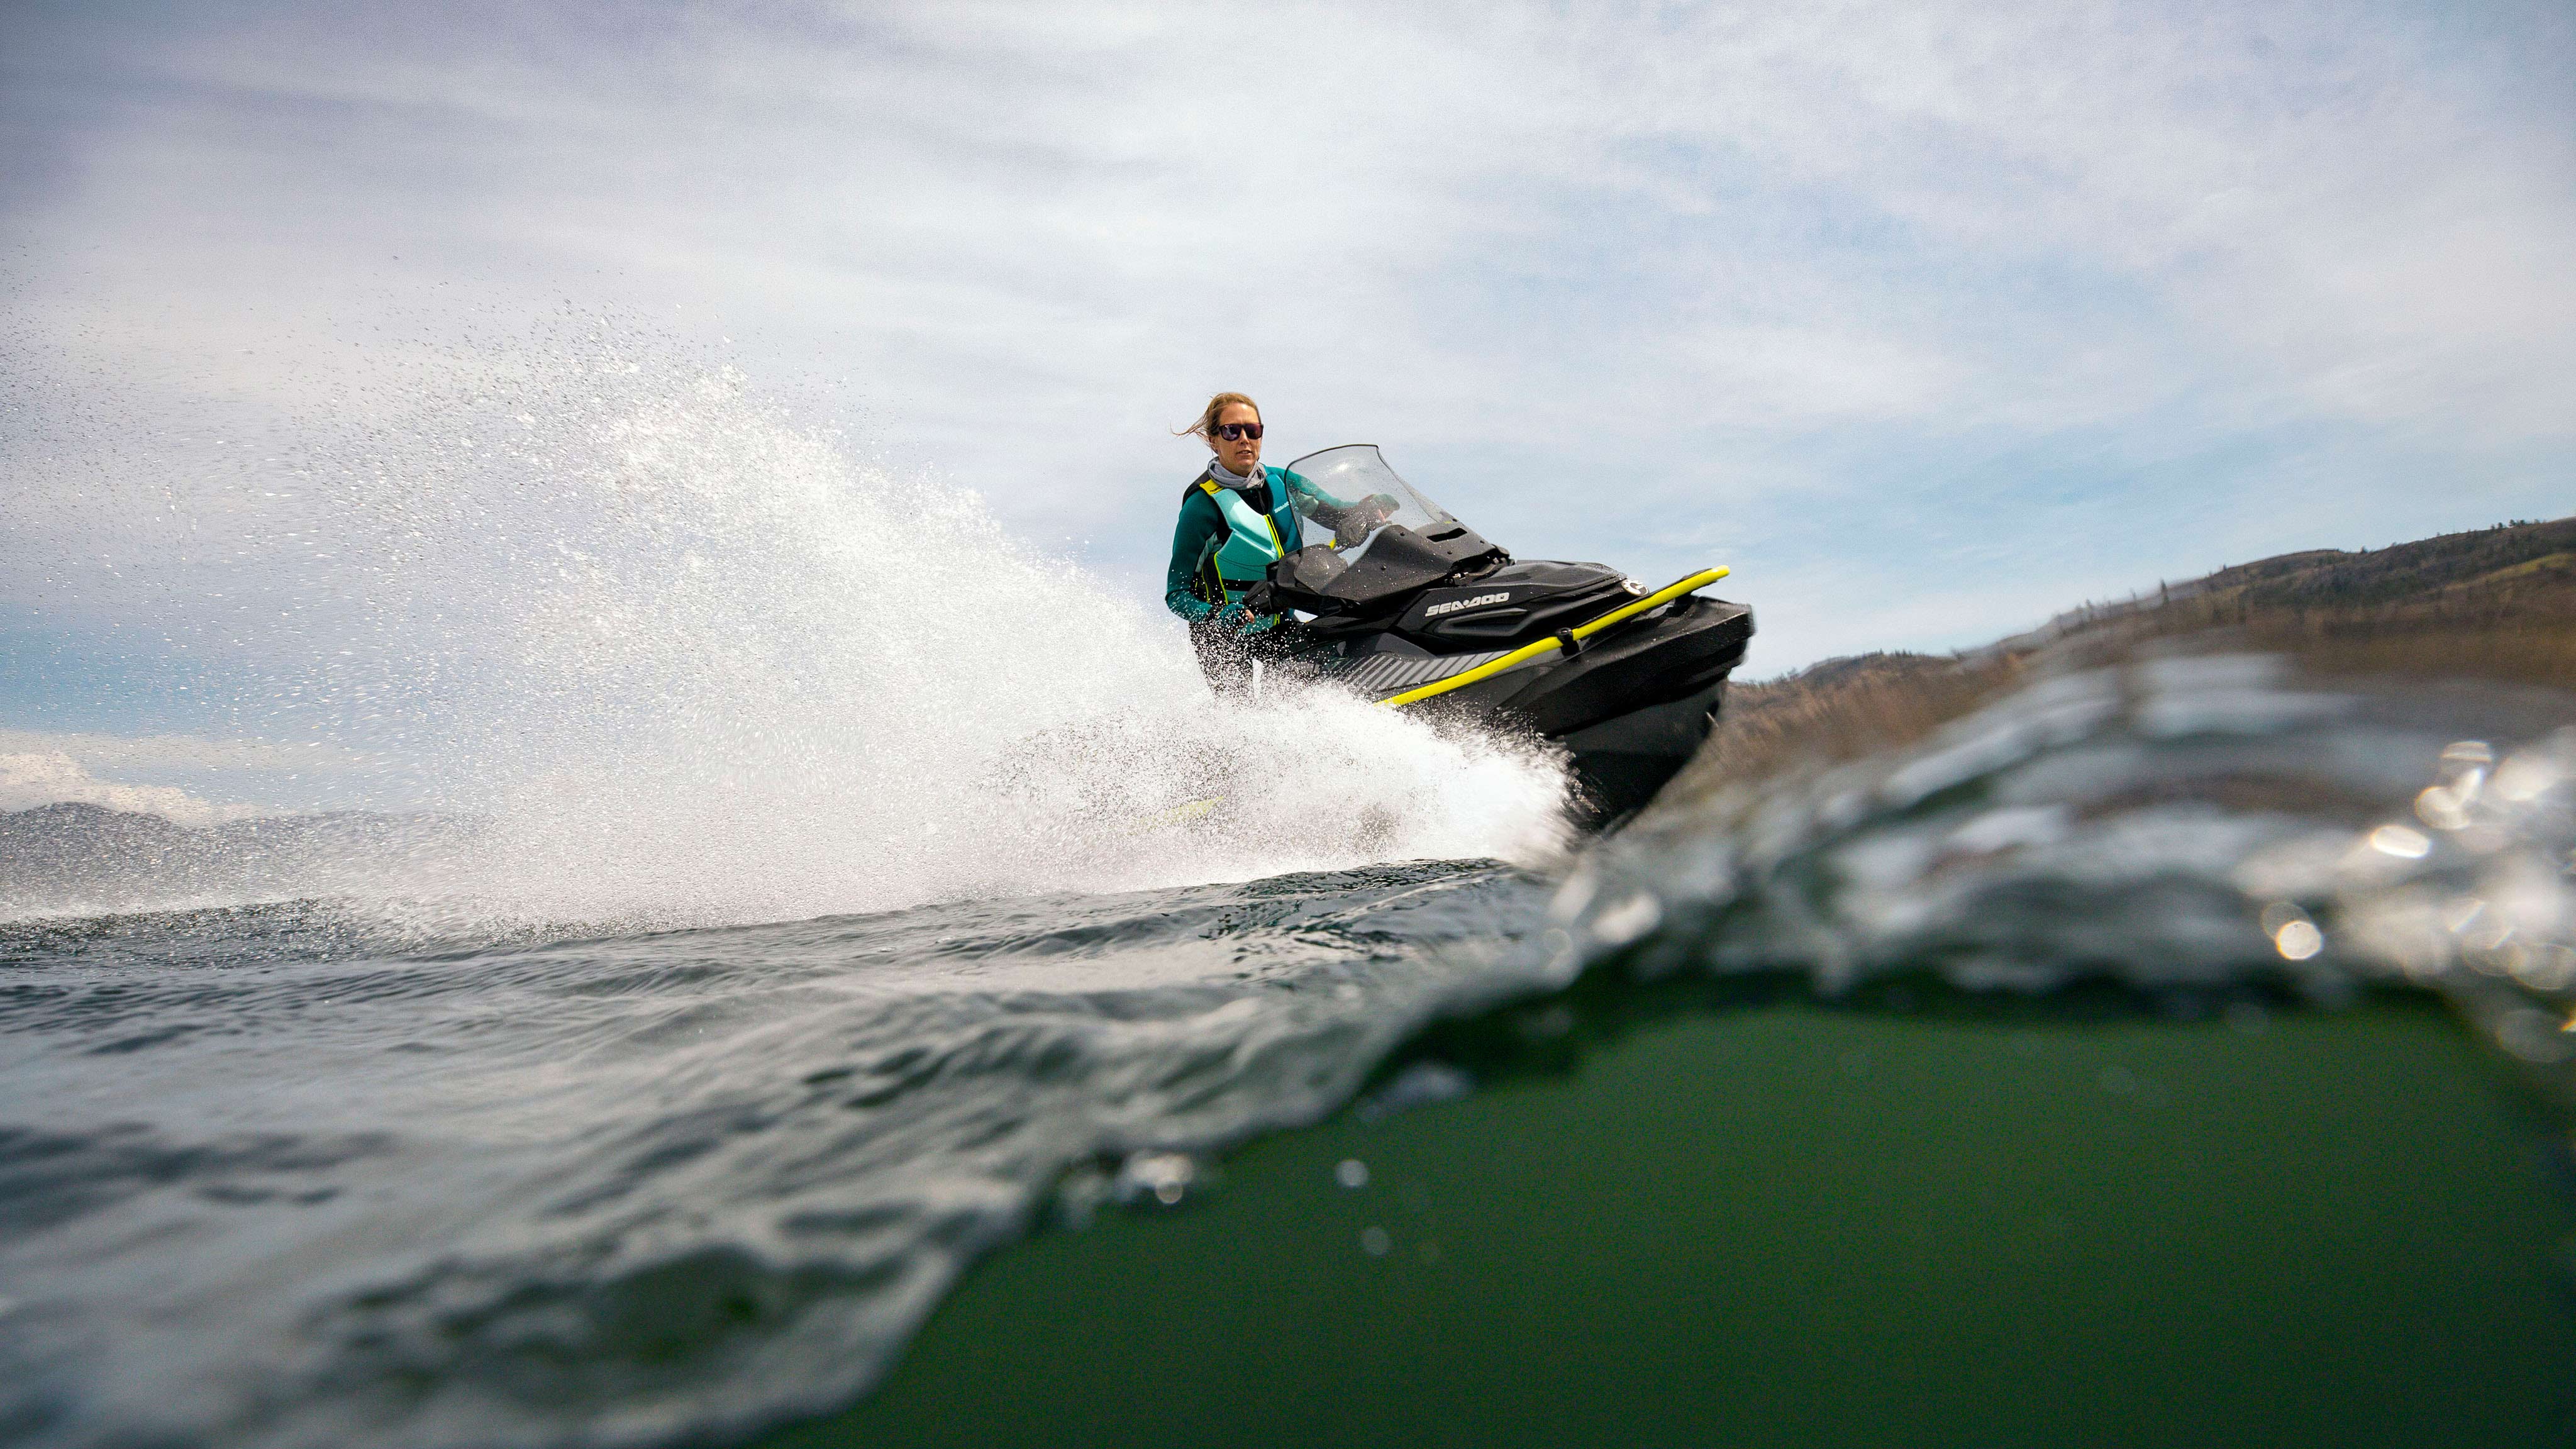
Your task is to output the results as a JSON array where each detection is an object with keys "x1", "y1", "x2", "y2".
[
  {"x1": 1992, "y1": 515, "x2": 2576, "y2": 660},
  {"x1": 1670, "y1": 514, "x2": 2575, "y2": 800},
  {"x1": 0, "y1": 802, "x2": 479, "y2": 918}
]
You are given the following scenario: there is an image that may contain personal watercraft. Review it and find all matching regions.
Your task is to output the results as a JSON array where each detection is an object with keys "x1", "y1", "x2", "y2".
[{"x1": 1247, "y1": 445, "x2": 1753, "y2": 826}]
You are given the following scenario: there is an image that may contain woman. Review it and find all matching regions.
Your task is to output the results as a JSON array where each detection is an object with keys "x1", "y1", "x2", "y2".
[{"x1": 1163, "y1": 392, "x2": 1386, "y2": 690}]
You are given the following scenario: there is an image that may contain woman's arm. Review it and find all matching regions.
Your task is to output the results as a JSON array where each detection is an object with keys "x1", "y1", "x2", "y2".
[
  {"x1": 1282, "y1": 468, "x2": 1397, "y2": 538},
  {"x1": 1164, "y1": 491, "x2": 1222, "y2": 622},
  {"x1": 1280, "y1": 467, "x2": 1353, "y2": 514}
]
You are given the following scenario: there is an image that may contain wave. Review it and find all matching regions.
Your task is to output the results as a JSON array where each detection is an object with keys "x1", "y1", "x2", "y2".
[{"x1": 1539, "y1": 654, "x2": 2576, "y2": 1098}]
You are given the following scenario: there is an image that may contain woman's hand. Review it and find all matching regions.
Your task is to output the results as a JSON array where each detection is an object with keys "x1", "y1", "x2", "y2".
[{"x1": 1215, "y1": 604, "x2": 1281, "y2": 636}]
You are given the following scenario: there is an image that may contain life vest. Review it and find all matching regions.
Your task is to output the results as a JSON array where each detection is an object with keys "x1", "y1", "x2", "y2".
[{"x1": 1190, "y1": 472, "x2": 1299, "y2": 616}]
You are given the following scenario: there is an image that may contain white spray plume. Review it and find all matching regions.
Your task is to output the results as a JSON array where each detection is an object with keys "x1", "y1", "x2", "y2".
[{"x1": 281, "y1": 335, "x2": 1572, "y2": 932}]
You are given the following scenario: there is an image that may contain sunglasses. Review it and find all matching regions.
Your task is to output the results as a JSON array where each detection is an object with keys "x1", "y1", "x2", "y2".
[{"x1": 1214, "y1": 422, "x2": 1264, "y2": 441}]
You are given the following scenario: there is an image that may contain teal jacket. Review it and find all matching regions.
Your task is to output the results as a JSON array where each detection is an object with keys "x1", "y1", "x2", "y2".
[{"x1": 1163, "y1": 465, "x2": 1360, "y2": 625}]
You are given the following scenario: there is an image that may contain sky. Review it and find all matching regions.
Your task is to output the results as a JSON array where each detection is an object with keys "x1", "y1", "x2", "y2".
[{"x1": 3, "y1": 0, "x2": 2572, "y2": 815}]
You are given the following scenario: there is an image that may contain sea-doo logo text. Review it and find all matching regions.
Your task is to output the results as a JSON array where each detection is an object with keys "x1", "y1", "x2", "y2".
[{"x1": 1425, "y1": 592, "x2": 1511, "y2": 618}]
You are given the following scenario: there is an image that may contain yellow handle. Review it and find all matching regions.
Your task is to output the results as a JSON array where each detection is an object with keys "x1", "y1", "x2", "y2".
[{"x1": 1379, "y1": 567, "x2": 1730, "y2": 709}]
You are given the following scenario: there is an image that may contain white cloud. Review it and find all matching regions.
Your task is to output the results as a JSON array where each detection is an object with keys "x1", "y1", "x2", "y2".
[
  {"x1": 1, "y1": 0, "x2": 2568, "y2": 726},
  {"x1": 22, "y1": 1, "x2": 2565, "y2": 440},
  {"x1": 0, "y1": 751, "x2": 260, "y2": 826}
]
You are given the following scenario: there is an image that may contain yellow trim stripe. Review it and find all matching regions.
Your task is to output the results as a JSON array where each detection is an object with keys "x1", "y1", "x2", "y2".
[{"x1": 1378, "y1": 567, "x2": 1730, "y2": 709}]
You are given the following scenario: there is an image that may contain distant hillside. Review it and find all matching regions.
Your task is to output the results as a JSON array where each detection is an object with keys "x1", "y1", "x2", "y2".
[
  {"x1": 1992, "y1": 515, "x2": 2576, "y2": 670},
  {"x1": 0, "y1": 802, "x2": 475, "y2": 917},
  {"x1": 1669, "y1": 515, "x2": 2576, "y2": 800}
]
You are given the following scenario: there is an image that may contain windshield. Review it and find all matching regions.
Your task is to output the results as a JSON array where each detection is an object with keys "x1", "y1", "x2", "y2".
[{"x1": 1283, "y1": 445, "x2": 1455, "y2": 556}]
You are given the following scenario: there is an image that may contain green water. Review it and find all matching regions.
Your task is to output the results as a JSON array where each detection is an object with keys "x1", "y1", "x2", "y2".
[{"x1": 769, "y1": 996, "x2": 2576, "y2": 1448}]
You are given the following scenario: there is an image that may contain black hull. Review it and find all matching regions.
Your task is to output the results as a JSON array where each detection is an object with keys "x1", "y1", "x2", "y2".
[
  {"x1": 1356, "y1": 594, "x2": 1754, "y2": 827},
  {"x1": 1558, "y1": 674, "x2": 1734, "y2": 825}
]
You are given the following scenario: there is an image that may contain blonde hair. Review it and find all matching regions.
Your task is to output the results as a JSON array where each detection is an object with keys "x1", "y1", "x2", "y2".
[{"x1": 1177, "y1": 391, "x2": 1260, "y2": 445}]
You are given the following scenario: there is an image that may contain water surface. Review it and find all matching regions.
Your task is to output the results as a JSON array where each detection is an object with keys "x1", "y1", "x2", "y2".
[{"x1": 5, "y1": 654, "x2": 2574, "y2": 1447}]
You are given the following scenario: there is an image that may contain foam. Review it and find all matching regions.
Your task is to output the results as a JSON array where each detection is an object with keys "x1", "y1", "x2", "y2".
[{"x1": 299, "y1": 343, "x2": 1571, "y2": 931}]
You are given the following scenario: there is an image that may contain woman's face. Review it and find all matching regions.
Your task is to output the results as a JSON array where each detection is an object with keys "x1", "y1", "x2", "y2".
[{"x1": 1211, "y1": 401, "x2": 1263, "y2": 476}]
